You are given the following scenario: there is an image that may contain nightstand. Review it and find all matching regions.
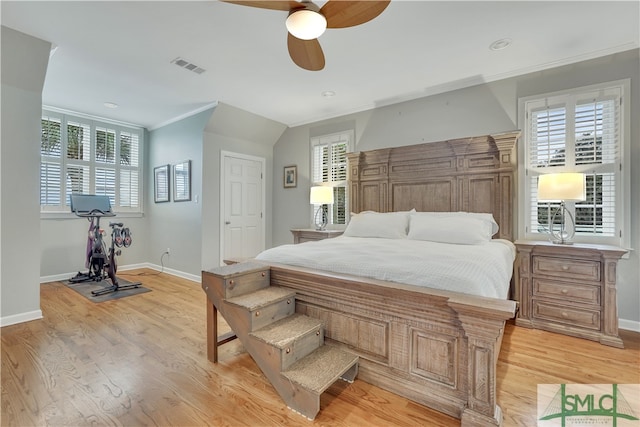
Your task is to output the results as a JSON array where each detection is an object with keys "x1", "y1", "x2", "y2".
[
  {"x1": 290, "y1": 229, "x2": 343, "y2": 244},
  {"x1": 514, "y1": 240, "x2": 627, "y2": 348}
]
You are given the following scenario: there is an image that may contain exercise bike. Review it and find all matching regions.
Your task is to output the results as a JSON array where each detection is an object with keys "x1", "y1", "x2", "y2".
[{"x1": 68, "y1": 194, "x2": 141, "y2": 296}]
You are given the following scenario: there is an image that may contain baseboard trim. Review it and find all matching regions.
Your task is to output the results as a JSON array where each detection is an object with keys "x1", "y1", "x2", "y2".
[
  {"x1": 40, "y1": 264, "x2": 200, "y2": 285},
  {"x1": 1, "y1": 310, "x2": 43, "y2": 327},
  {"x1": 144, "y1": 263, "x2": 200, "y2": 283},
  {"x1": 619, "y1": 318, "x2": 640, "y2": 333}
]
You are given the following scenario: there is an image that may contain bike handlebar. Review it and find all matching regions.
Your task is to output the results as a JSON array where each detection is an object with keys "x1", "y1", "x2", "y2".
[{"x1": 76, "y1": 209, "x2": 116, "y2": 218}]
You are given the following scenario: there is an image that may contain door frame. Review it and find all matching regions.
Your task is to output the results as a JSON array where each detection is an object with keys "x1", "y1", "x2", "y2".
[{"x1": 219, "y1": 150, "x2": 266, "y2": 265}]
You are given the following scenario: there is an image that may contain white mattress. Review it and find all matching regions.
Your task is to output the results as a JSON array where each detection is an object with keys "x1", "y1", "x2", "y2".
[{"x1": 256, "y1": 236, "x2": 516, "y2": 299}]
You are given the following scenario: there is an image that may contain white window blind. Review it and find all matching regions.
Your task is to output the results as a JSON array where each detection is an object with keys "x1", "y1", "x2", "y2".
[
  {"x1": 310, "y1": 131, "x2": 353, "y2": 226},
  {"x1": 40, "y1": 115, "x2": 62, "y2": 206},
  {"x1": 40, "y1": 109, "x2": 143, "y2": 214},
  {"x1": 523, "y1": 83, "x2": 625, "y2": 245},
  {"x1": 119, "y1": 131, "x2": 140, "y2": 208}
]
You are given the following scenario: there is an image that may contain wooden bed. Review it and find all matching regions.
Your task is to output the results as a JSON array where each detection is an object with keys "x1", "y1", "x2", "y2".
[
  {"x1": 217, "y1": 130, "x2": 520, "y2": 426},
  {"x1": 276, "y1": 130, "x2": 520, "y2": 426}
]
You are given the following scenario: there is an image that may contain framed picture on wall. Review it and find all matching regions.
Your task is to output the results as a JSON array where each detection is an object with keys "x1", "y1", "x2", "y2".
[
  {"x1": 173, "y1": 160, "x2": 191, "y2": 202},
  {"x1": 284, "y1": 165, "x2": 297, "y2": 188},
  {"x1": 154, "y1": 164, "x2": 170, "y2": 203}
]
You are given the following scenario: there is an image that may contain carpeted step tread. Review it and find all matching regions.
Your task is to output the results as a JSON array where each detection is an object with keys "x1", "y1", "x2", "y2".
[
  {"x1": 251, "y1": 313, "x2": 323, "y2": 349},
  {"x1": 205, "y1": 261, "x2": 268, "y2": 278},
  {"x1": 282, "y1": 346, "x2": 358, "y2": 395},
  {"x1": 226, "y1": 287, "x2": 295, "y2": 311}
]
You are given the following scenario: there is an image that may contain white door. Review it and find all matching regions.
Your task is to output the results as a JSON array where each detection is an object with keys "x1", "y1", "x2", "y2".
[{"x1": 221, "y1": 152, "x2": 265, "y2": 263}]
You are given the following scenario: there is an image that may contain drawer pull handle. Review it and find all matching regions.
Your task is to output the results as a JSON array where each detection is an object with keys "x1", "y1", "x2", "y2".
[
  {"x1": 229, "y1": 279, "x2": 234, "y2": 285},
  {"x1": 561, "y1": 289, "x2": 569, "y2": 294},
  {"x1": 261, "y1": 272, "x2": 266, "y2": 277},
  {"x1": 255, "y1": 311, "x2": 260, "y2": 317},
  {"x1": 561, "y1": 312, "x2": 569, "y2": 318},
  {"x1": 562, "y1": 265, "x2": 569, "y2": 271}
]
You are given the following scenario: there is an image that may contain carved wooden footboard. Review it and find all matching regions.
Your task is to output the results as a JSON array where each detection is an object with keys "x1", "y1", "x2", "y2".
[{"x1": 265, "y1": 262, "x2": 516, "y2": 426}]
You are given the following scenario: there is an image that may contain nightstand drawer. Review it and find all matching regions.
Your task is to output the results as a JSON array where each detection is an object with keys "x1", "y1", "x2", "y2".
[
  {"x1": 532, "y1": 300, "x2": 601, "y2": 330},
  {"x1": 291, "y1": 229, "x2": 343, "y2": 244},
  {"x1": 532, "y1": 256, "x2": 600, "y2": 282},
  {"x1": 533, "y1": 278, "x2": 600, "y2": 305}
]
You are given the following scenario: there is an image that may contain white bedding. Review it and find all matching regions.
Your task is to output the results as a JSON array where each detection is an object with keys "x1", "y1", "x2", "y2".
[{"x1": 256, "y1": 236, "x2": 516, "y2": 299}]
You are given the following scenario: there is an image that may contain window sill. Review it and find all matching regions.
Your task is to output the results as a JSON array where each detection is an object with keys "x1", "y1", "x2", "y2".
[{"x1": 41, "y1": 211, "x2": 143, "y2": 220}]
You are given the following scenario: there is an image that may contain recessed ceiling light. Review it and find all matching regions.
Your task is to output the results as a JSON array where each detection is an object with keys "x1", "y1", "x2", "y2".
[
  {"x1": 103, "y1": 102, "x2": 119, "y2": 109},
  {"x1": 489, "y1": 38, "x2": 512, "y2": 51},
  {"x1": 321, "y1": 91, "x2": 336, "y2": 97}
]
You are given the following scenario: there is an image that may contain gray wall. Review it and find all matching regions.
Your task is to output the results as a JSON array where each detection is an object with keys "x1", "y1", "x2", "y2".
[
  {"x1": 147, "y1": 108, "x2": 213, "y2": 277},
  {"x1": 201, "y1": 103, "x2": 286, "y2": 272},
  {"x1": 272, "y1": 49, "x2": 640, "y2": 326},
  {"x1": 1, "y1": 27, "x2": 50, "y2": 325}
]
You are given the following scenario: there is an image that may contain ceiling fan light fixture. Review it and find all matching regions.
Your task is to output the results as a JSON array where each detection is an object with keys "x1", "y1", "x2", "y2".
[{"x1": 286, "y1": 9, "x2": 327, "y2": 40}]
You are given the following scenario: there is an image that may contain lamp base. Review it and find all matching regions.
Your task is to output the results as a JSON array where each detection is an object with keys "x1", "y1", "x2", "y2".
[
  {"x1": 548, "y1": 203, "x2": 577, "y2": 246},
  {"x1": 551, "y1": 239, "x2": 574, "y2": 245},
  {"x1": 314, "y1": 205, "x2": 328, "y2": 231}
]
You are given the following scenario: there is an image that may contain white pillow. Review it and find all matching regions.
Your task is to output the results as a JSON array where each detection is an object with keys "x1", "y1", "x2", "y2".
[
  {"x1": 408, "y1": 214, "x2": 494, "y2": 245},
  {"x1": 343, "y1": 211, "x2": 410, "y2": 239},
  {"x1": 410, "y1": 211, "x2": 499, "y2": 236}
]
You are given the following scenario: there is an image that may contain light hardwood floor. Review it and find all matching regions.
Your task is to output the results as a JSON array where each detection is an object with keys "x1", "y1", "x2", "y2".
[{"x1": 2, "y1": 269, "x2": 638, "y2": 426}]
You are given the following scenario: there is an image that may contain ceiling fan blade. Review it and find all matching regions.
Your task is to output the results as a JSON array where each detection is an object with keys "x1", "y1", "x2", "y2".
[
  {"x1": 321, "y1": 0, "x2": 390, "y2": 28},
  {"x1": 220, "y1": 0, "x2": 302, "y2": 12},
  {"x1": 287, "y1": 33, "x2": 325, "y2": 71}
]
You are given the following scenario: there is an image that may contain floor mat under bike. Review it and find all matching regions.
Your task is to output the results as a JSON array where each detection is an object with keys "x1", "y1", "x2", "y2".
[{"x1": 62, "y1": 277, "x2": 151, "y2": 303}]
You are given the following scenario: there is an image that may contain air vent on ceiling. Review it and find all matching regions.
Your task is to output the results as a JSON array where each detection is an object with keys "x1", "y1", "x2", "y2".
[{"x1": 171, "y1": 57, "x2": 206, "y2": 75}]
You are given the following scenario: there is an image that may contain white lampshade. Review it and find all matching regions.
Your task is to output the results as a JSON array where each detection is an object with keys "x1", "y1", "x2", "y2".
[
  {"x1": 286, "y1": 9, "x2": 327, "y2": 40},
  {"x1": 537, "y1": 173, "x2": 586, "y2": 202},
  {"x1": 310, "y1": 186, "x2": 334, "y2": 205}
]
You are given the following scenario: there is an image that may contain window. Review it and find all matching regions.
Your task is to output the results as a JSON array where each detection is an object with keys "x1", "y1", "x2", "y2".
[
  {"x1": 310, "y1": 130, "x2": 353, "y2": 227},
  {"x1": 520, "y1": 81, "x2": 628, "y2": 246},
  {"x1": 40, "y1": 109, "x2": 143, "y2": 214}
]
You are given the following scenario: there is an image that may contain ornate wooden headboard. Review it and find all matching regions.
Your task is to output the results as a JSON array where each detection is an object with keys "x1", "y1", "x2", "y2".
[{"x1": 346, "y1": 130, "x2": 520, "y2": 241}]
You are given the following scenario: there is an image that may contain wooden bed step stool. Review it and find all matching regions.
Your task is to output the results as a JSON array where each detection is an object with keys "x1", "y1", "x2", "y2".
[
  {"x1": 202, "y1": 262, "x2": 358, "y2": 420},
  {"x1": 225, "y1": 287, "x2": 297, "y2": 332},
  {"x1": 251, "y1": 313, "x2": 325, "y2": 370}
]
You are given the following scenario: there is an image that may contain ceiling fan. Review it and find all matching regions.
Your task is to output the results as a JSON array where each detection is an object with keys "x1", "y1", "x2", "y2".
[{"x1": 221, "y1": 0, "x2": 391, "y2": 71}]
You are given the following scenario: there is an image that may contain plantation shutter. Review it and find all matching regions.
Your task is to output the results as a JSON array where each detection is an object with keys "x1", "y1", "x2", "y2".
[
  {"x1": 40, "y1": 110, "x2": 143, "y2": 214},
  {"x1": 574, "y1": 97, "x2": 618, "y2": 236},
  {"x1": 119, "y1": 131, "x2": 140, "y2": 208},
  {"x1": 40, "y1": 115, "x2": 62, "y2": 206},
  {"x1": 65, "y1": 120, "x2": 91, "y2": 205},
  {"x1": 525, "y1": 85, "x2": 622, "y2": 242},
  {"x1": 311, "y1": 131, "x2": 352, "y2": 225},
  {"x1": 40, "y1": 162, "x2": 61, "y2": 206}
]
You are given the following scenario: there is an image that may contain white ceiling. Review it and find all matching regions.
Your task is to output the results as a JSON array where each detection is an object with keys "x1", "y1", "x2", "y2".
[{"x1": 2, "y1": 1, "x2": 638, "y2": 129}]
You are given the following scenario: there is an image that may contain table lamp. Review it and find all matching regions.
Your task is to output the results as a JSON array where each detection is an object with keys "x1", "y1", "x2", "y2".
[
  {"x1": 537, "y1": 172, "x2": 586, "y2": 244},
  {"x1": 310, "y1": 186, "x2": 334, "y2": 231}
]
